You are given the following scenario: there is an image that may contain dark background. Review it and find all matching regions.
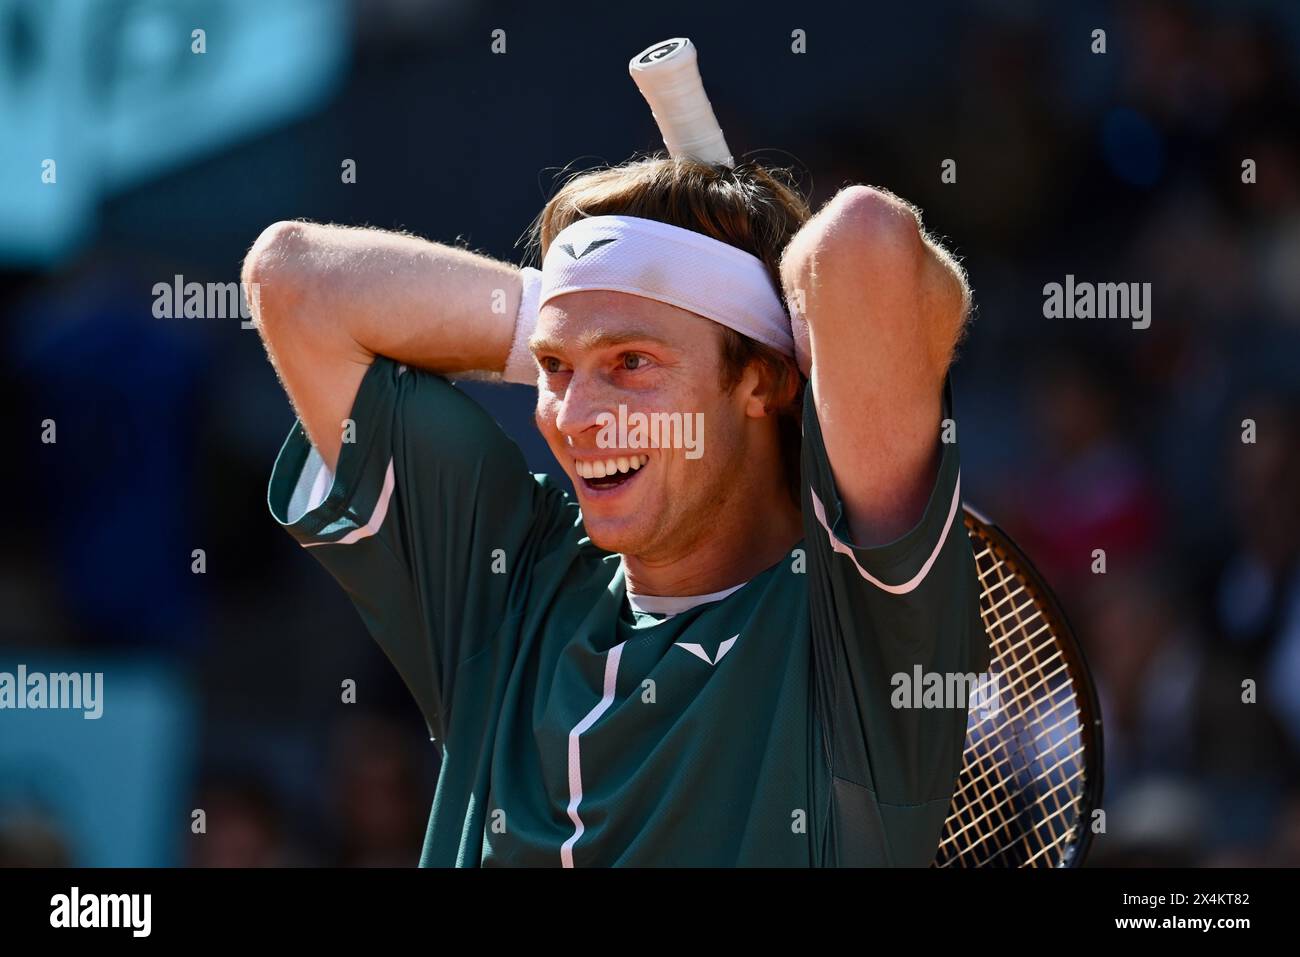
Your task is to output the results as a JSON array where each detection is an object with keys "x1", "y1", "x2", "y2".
[{"x1": 1, "y1": 0, "x2": 1298, "y2": 866}]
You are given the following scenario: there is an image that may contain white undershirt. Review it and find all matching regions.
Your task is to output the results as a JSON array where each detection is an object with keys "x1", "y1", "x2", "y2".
[{"x1": 623, "y1": 574, "x2": 748, "y2": 618}]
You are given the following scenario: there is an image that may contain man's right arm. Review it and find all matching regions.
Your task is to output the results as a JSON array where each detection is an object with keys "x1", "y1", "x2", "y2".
[{"x1": 242, "y1": 221, "x2": 522, "y2": 469}]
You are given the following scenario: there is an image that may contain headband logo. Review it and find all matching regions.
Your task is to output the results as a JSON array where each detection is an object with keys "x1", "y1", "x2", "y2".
[{"x1": 559, "y1": 237, "x2": 617, "y2": 260}]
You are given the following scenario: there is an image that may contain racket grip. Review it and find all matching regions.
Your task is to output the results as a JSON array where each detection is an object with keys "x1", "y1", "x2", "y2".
[{"x1": 629, "y1": 39, "x2": 733, "y2": 167}]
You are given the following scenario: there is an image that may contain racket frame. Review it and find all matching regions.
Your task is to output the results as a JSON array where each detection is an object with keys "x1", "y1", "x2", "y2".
[{"x1": 955, "y1": 504, "x2": 1105, "y2": 867}]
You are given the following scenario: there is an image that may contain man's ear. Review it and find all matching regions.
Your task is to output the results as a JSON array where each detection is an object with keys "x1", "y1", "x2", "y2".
[
  {"x1": 744, "y1": 355, "x2": 800, "y2": 419},
  {"x1": 739, "y1": 361, "x2": 768, "y2": 419}
]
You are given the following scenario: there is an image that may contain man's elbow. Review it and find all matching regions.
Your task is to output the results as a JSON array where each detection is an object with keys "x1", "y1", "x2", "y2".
[
  {"x1": 782, "y1": 186, "x2": 919, "y2": 295},
  {"x1": 827, "y1": 184, "x2": 925, "y2": 257},
  {"x1": 832, "y1": 187, "x2": 970, "y2": 349},
  {"x1": 242, "y1": 220, "x2": 314, "y2": 336},
  {"x1": 784, "y1": 185, "x2": 970, "y2": 369}
]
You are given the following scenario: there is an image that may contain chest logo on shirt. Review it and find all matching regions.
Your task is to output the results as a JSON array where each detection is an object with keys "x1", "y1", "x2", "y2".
[{"x1": 673, "y1": 634, "x2": 739, "y2": 667}]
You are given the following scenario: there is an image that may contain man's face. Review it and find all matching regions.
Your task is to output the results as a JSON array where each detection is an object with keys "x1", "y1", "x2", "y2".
[{"x1": 531, "y1": 290, "x2": 758, "y2": 561}]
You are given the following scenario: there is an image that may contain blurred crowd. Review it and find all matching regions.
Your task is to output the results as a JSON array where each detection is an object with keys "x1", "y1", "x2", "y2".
[
  {"x1": 965, "y1": 3, "x2": 1300, "y2": 865},
  {"x1": 1, "y1": 0, "x2": 1298, "y2": 866}
]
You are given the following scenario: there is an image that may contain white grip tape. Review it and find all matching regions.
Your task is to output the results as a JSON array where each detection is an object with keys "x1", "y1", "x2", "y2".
[{"x1": 629, "y1": 38, "x2": 733, "y2": 168}]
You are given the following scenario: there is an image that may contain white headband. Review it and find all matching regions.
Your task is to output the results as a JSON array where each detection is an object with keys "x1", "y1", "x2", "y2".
[{"x1": 540, "y1": 215, "x2": 794, "y2": 356}]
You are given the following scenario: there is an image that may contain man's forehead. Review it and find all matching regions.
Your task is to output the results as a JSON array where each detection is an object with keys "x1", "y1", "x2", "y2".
[
  {"x1": 529, "y1": 323, "x2": 676, "y2": 356},
  {"x1": 530, "y1": 290, "x2": 706, "y2": 353}
]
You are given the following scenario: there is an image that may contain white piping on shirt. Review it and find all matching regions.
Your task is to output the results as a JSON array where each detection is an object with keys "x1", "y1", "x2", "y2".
[
  {"x1": 304, "y1": 458, "x2": 396, "y2": 547},
  {"x1": 561, "y1": 641, "x2": 625, "y2": 868},
  {"x1": 808, "y1": 471, "x2": 961, "y2": 595}
]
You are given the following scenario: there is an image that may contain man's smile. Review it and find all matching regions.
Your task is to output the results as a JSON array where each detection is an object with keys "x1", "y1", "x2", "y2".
[{"x1": 572, "y1": 453, "x2": 650, "y2": 493}]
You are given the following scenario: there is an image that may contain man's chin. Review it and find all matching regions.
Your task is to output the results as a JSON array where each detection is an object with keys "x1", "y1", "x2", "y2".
[
  {"x1": 580, "y1": 509, "x2": 662, "y2": 556},
  {"x1": 575, "y1": 486, "x2": 644, "y2": 549},
  {"x1": 583, "y1": 522, "x2": 643, "y2": 556}
]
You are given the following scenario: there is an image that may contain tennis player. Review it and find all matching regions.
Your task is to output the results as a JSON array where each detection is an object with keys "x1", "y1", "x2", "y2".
[{"x1": 245, "y1": 156, "x2": 988, "y2": 866}]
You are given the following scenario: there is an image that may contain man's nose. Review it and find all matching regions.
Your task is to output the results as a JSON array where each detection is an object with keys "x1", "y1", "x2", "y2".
[{"x1": 553, "y1": 372, "x2": 616, "y2": 441}]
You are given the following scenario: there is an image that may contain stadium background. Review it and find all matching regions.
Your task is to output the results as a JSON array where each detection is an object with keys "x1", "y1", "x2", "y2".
[{"x1": 1, "y1": 0, "x2": 1298, "y2": 866}]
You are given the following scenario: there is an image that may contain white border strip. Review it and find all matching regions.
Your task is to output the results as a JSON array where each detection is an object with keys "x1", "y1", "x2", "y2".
[
  {"x1": 304, "y1": 458, "x2": 396, "y2": 548},
  {"x1": 809, "y1": 471, "x2": 961, "y2": 595},
  {"x1": 305, "y1": 459, "x2": 333, "y2": 515},
  {"x1": 561, "y1": 641, "x2": 625, "y2": 868}
]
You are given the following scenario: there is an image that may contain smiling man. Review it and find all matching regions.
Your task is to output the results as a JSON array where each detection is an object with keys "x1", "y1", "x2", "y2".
[{"x1": 245, "y1": 157, "x2": 988, "y2": 866}]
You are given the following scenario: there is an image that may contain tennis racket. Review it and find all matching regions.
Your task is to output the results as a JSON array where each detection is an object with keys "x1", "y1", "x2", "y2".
[{"x1": 934, "y1": 505, "x2": 1105, "y2": 867}]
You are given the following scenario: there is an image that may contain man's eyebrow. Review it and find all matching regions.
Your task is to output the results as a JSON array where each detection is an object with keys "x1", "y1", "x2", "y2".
[{"x1": 528, "y1": 328, "x2": 676, "y2": 355}]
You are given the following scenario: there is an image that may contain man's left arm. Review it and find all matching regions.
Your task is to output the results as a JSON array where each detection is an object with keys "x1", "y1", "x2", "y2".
[
  {"x1": 779, "y1": 185, "x2": 971, "y2": 545},
  {"x1": 784, "y1": 187, "x2": 984, "y2": 865}
]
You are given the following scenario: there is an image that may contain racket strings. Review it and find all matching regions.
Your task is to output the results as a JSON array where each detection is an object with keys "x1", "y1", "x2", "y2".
[
  {"x1": 933, "y1": 526, "x2": 1090, "y2": 868},
  {"x1": 941, "y1": 662, "x2": 1077, "y2": 831},
  {"x1": 972, "y1": 745, "x2": 1088, "y2": 866},
  {"x1": 942, "y1": 707, "x2": 1082, "y2": 841},
  {"x1": 946, "y1": 550, "x2": 1081, "y2": 866},
  {"x1": 955, "y1": 541, "x2": 1083, "y2": 864}
]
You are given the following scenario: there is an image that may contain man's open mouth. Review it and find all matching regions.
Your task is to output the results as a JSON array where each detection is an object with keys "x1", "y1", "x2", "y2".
[{"x1": 574, "y1": 454, "x2": 649, "y2": 491}]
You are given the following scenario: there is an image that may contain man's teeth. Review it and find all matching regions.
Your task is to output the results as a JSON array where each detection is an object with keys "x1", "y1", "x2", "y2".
[{"x1": 574, "y1": 455, "x2": 649, "y2": 480}]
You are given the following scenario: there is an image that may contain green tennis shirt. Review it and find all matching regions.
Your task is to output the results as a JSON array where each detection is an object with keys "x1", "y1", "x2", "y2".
[{"x1": 268, "y1": 356, "x2": 988, "y2": 866}]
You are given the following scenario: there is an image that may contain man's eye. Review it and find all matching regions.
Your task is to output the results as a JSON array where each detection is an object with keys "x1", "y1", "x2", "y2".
[
  {"x1": 540, "y1": 356, "x2": 565, "y2": 374},
  {"x1": 621, "y1": 353, "x2": 646, "y2": 371}
]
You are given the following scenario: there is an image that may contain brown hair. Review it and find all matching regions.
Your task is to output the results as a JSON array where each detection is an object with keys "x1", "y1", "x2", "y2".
[{"x1": 526, "y1": 155, "x2": 813, "y2": 502}]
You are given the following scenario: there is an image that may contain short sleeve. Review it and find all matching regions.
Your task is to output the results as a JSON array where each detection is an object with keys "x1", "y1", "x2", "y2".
[
  {"x1": 267, "y1": 356, "x2": 572, "y2": 742},
  {"x1": 801, "y1": 376, "x2": 990, "y2": 865}
]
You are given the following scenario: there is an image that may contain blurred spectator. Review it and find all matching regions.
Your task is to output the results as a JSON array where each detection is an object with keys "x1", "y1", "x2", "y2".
[
  {"x1": 1083, "y1": 567, "x2": 1202, "y2": 795},
  {"x1": 1208, "y1": 394, "x2": 1300, "y2": 763},
  {"x1": 1006, "y1": 349, "x2": 1164, "y2": 597},
  {"x1": 188, "y1": 775, "x2": 301, "y2": 868},
  {"x1": 329, "y1": 714, "x2": 432, "y2": 867},
  {"x1": 1091, "y1": 777, "x2": 1208, "y2": 867},
  {"x1": 0, "y1": 807, "x2": 73, "y2": 867}
]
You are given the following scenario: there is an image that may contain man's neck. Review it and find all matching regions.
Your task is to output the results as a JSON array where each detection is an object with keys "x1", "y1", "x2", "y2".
[{"x1": 621, "y1": 495, "x2": 803, "y2": 598}]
